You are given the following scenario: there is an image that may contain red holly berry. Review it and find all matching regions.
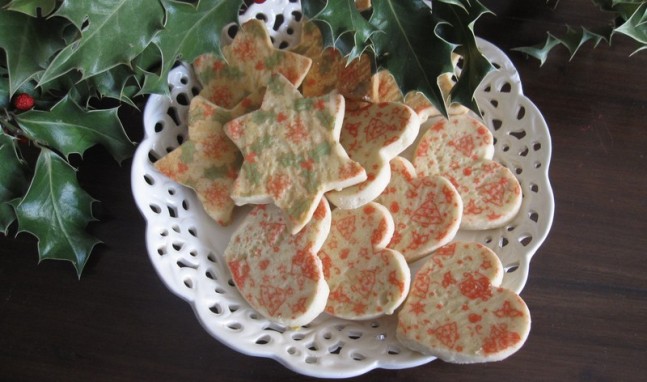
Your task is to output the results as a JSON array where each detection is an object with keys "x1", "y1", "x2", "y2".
[
  {"x1": 254, "y1": 0, "x2": 266, "y2": 3},
  {"x1": 13, "y1": 93, "x2": 34, "y2": 111}
]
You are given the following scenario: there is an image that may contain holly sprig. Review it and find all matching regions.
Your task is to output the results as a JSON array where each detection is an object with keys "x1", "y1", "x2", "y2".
[
  {"x1": 304, "y1": 0, "x2": 493, "y2": 116},
  {"x1": 0, "y1": 0, "x2": 242, "y2": 276},
  {"x1": 515, "y1": 0, "x2": 647, "y2": 64},
  {"x1": 0, "y1": 0, "x2": 493, "y2": 276}
]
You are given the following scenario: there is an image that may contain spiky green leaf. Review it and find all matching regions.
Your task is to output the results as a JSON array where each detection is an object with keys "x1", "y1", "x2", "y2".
[
  {"x1": 303, "y1": 0, "x2": 376, "y2": 60},
  {"x1": 0, "y1": 132, "x2": 29, "y2": 233},
  {"x1": 38, "y1": 1, "x2": 165, "y2": 86},
  {"x1": 614, "y1": 2, "x2": 647, "y2": 52},
  {"x1": 435, "y1": 0, "x2": 494, "y2": 114},
  {"x1": 513, "y1": 25, "x2": 611, "y2": 65},
  {"x1": 6, "y1": 0, "x2": 58, "y2": 17},
  {"x1": 0, "y1": 68, "x2": 9, "y2": 109},
  {"x1": 139, "y1": 0, "x2": 242, "y2": 95},
  {"x1": 16, "y1": 95, "x2": 134, "y2": 162},
  {"x1": 14, "y1": 148, "x2": 99, "y2": 276},
  {"x1": 370, "y1": 0, "x2": 455, "y2": 116},
  {"x1": 0, "y1": 9, "x2": 66, "y2": 95}
]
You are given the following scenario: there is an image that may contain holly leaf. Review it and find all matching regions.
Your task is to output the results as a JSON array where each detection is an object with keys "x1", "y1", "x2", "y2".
[
  {"x1": 15, "y1": 95, "x2": 134, "y2": 163},
  {"x1": 0, "y1": 9, "x2": 67, "y2": 95},
  {"x1": 303, "y1": 0, "x2": 376, "y2": 60},
  {"x1": 513, "y1": 25, "x2": 611, "y2": 65},
  {"x1": 370, "y1": 0, "x2": 455, "y2": 116},
  {"x1": 0, "y1": 132, "x2": 29, "y2": 233},
  {"x1": 38, "y1": 1, "x2": 165, "y2": 86},
  {"x1": 6, "y1": 0, "x2": 59, "y2": 17},
  {"x1": 596, "y1": 0, "x2": 644, "y2": 19},
  {"x1": 14, "y1": 148, "x2": 99, "y2": 276},
  {"x1": 434, "y1": 0, "x2": 494, "y2": 113},
  {"x1": 614, "y1": 2, "x2": 647, "y2": 53},
  {"x1": 86, "y1": 64, "x2": 142, "y2": 107},
  {"x1": 139, "y1": 0, "x2": 242, "y2": 95},
  {"x1": 0, "y1": 68, "x2": 9, "y2": 109}
]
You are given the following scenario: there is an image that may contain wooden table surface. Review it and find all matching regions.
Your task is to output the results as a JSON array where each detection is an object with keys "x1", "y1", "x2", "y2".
[{"x1": 2, "y1": 1, "x2": 646, "y2": 380}]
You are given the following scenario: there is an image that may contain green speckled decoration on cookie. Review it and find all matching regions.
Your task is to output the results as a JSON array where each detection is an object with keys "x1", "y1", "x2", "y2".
[
  {"x1": 154, "y1": 92, "x2": 263, "y2": 225},
  {"x1": 224, "y1": 74, "x2": 367, "y2": 234},
  {"x1": 193, "y1": 19, "x2": 312, "y2": 109}
]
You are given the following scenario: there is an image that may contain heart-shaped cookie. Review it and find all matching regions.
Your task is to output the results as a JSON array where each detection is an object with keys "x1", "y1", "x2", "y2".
[
  {"x1": 318, "y1": 202, "x2": 410, "y2": 320},
  {"x1": 397, "y1": 242, "x2": 531, "y2": 363},
  {"x1": 225, "y1": 198, "x2": 331, "y2": 327},
  {"x1": 413, "y1": 115, "x2": 522, "y2": 230},
  {"x1": 376, "y1": 157, "x2": 462, "y2": 262}
]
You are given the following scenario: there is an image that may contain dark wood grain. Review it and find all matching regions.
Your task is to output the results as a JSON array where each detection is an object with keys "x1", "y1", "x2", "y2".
[{"x1": 2, "y1": 1, "x2": 646, "y2": 380}]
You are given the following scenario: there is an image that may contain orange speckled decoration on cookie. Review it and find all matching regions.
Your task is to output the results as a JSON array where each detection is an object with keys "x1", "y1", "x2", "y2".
[
  {"x1": 153, "y1": 92, "x2": 263, "y2": 225},
  {"x1": 193, "y1": 19, "x2": 312, "y2": 109},
  {"x1": 375, "y1": 157, "x2": 462, "y2": 262},
  {"x1": 223, "y1": 74, "x2": 366, "y2": 234},
  {"x1": 414, "y1": 115, "x2": 494, "y2": 175},
  {"x1": 289, "y1": 20, "x2": 323, "y2": 59},
  {"x1": 302, "y1": 47, "x2": 375, "y2": 101},
  {"x1": 370, "y1": 68, "x2": 468, "y2": 122},
  {"x1": 225, "y1": 199, "x2": 332, "y2": 327},
  {"x1": 326, "y1": 102, "x2": 420, "y2": 209},
  {"x1": 318, "y1": 202, "x2": 410, "y2": 320},
  {"x1": 413, "y1": 115, "x2": 522, "y2": 230},
  {"x1": 397, "y1": 242, "x2": 531, "y2": 363},
  {"x1": 446, "y1": 160, "x2": 522, "y2": 230}
]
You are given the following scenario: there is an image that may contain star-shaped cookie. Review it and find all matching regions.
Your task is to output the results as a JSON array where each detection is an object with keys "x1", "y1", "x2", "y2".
[
  {"x1": 154, "y1": 92, "x2": 263, "y2": 225},
  {"x1": 224, "y1": 74, "x2": 367, "y2": 234},
  {"x1": 193, "y1": 19, "x2": 312, "y2": 109}
]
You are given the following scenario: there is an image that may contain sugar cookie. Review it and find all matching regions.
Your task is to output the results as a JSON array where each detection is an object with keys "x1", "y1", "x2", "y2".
[
  {"x1": 376, "y1": 157, "x2": 462, "y2": 262},
  {"x1": 225, "y1": 199, "x2": 331, "y2": 327},
  {"x1": 154, "y1": 92, "x2": 263, "y2": 225},
  {"x1": 224, "y1": 74, "x2": 366, "y2": 234},
  {"x1": 193, "y1": 19, "x2": 312, "y2": 109},
  {"x1": 303, "y1": 48, "x2": 375, "y2": 101},
  {"x1": 371, "y1": 68, "x2": 468, "y2": 121},
  {"x1": 413, "y1": 115, "x2": 521, "y2": 230},
  {"x1": 327, "y1": 102, "x2": 420, "y2": 209},
  {"x1": 397, "y1": 242, "x2": 531, "y2": 363},
  {"x1": 318, "y1": 202, "x2": 410, "y2": 320}
]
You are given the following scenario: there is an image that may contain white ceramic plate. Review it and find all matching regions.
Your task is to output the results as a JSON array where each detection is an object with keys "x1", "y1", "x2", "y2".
[{"x1": 131, "y1": 3, "x2": 554, "y2": 378}]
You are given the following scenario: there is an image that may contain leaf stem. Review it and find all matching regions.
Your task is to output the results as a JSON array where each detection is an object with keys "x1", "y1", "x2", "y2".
[{"x1": 0, "y1": 110, "x2": 21, "y2": 135}]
